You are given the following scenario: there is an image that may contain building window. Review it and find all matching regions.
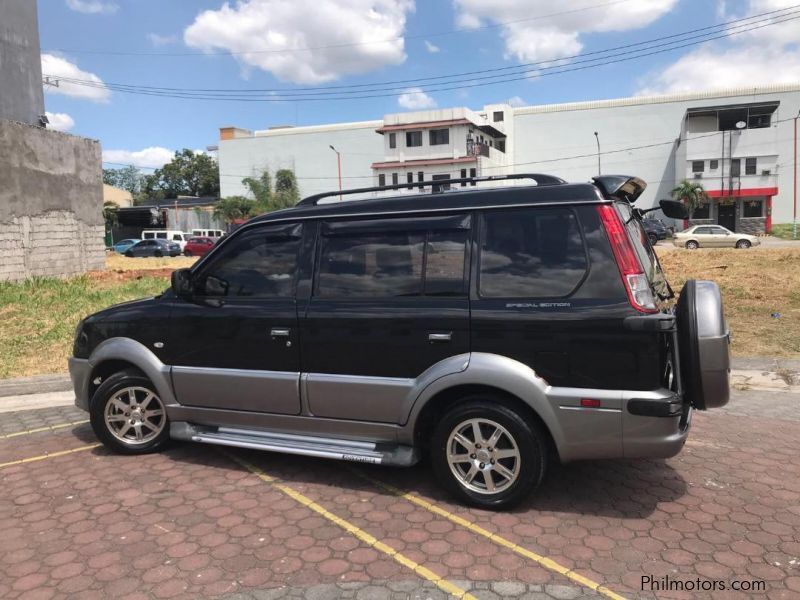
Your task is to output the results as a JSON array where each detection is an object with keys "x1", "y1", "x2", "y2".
[
  {"x1": 460, "y1": 168, "x2": 467, "y2": 187},
  {"x1": 429, "y1": 129, "x2": 449, "y2": 146},
  {"x1": 469, "y1": 168, "x2": 476, "y2": 186},
  {"x1": 378, "y1": 174, "x2": 386, "y2": 187},
  {"x1": 710, "y1": 159, "x2": 719, "y2": 170},
  {"x1": 417, "y1": 171, "x2": 424, "y2": 191},
  {"x1": 743, "y1": 199, "x2": 763, "y2": 218},
  {"x1": 496, "y1": 140, "x2": 506, "y2": 153},
  {"x1": 691, "y1": 203, "x2": 710, "y2": 219},
  {"x1": 493, "y1": 111, "x2": 504, "y2": 122},
  {"x1": 432, "y1": 174, "x2": 451, "y2": 192},
  {"x1": 388, "y1": 133, "x2": 396, "y2": 149},
  {"x1": 479, "y1": 208, "x2": 587, "y2": 298},
  {"x1": 692, "y1": 160, "x2": 704, "y2": 173},
  {"x1": 745, "y1": 157, "x2": 757, "y2": 175},
  {"x1": 406, "y1": 172, "x2": 413, "y2": 189},
  {"x1": 406, "y1": 131, "x2": 422, "y2": 147},
  {"x1": 391, "y1": 173, "x2": 398, "y2": 186},
  {"x1": 730, "y1": 159, "x2": 741, "y2": 177}
]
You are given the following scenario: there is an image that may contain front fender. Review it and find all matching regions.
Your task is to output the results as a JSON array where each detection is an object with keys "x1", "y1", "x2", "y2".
[{"x1": 88, "y1": 337, "x2": 177, "y2": 406}]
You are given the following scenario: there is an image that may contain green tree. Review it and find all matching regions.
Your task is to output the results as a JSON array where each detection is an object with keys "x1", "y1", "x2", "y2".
[
  {"x1": 102, "y1": 200, "x2": 119, "y2": 227},
  {"x1": 134, "y1": 173, "x2": 165, "y2": 205},
  {"x1": 273, "y1": 169, "x2": 300, "y2": 209},
  {"x1": 154, "y1": 149, "x2": 220, "y2": 198},
  {"x1": 213, "y1": 196, "x2": 256, "y2": 224},
  {"x1": 102, "y1": 165, "x2": 142, "y2": 195},
  {"x1": 242, "y1": 169, "x2": 272, "y2": 212},
  {"x1": 671, "y1": 179, "x2": 708, "y2": 215}
]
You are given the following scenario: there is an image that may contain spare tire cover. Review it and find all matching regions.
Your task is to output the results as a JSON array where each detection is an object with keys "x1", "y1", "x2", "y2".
[{"x1": 676, "y1": 280, "x2": 730, "y2": 410}]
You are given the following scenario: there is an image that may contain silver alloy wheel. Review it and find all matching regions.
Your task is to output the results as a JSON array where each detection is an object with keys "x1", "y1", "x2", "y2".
[
  {"x1": 446, "y1": 418, "x2": 521, "y2": 495},
  {"x1": 104, "y1": 386, "x2": 166, "y2": 445}
]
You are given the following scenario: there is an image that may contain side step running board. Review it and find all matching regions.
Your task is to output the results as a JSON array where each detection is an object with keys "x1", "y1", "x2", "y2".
[{"x1": 170, "y1": 423, "x2": 419, "y2": 467}]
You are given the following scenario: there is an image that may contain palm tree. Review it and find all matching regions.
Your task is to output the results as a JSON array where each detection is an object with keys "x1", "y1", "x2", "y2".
[
  {"x1": 102, "y1": 201, "x2": 119, "y2": 227},
  {"x1": 671, "y1": 180, "x2": 708, "y2": 215}
]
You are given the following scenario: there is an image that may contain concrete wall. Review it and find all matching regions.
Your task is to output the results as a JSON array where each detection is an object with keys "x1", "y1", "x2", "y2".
[
  {"x1": 0, "y1": 120, "x2": 105, "y2": 281},
  {"x1": 0, "y1": 0, "x2": 45, "y2": 126}
]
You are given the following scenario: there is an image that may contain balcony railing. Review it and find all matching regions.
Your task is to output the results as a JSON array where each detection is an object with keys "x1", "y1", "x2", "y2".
[{"x1": 467, "y1": 141, "x2": 490, "y2": 158}]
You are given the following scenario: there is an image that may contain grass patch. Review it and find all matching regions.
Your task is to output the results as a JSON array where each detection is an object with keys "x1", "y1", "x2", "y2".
[
  {"x1": 770, "y1": 223, "x2": 800, "y2": 240},
  {"x1": 0, "y1": 249, "x2": 797, "y2": 380},
  {"x1": 659, "y1": 248, "x2": 800, "y2": 358},
  {"x1": 0, "y1": 273, "x2": 170, "y2": 379}
]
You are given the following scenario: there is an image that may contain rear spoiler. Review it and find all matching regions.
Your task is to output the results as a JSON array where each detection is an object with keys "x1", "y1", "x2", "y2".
[{"x1": 591, "y1": 175, "x2": 647, "y2": 203}]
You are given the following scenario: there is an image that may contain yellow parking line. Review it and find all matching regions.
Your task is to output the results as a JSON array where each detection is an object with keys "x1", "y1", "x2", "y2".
[
  {"x1": 0, "y1": 420, "x2": 90, "y2": 440},
  {"x1": 224, "y1": 451, "x2": 477, "y2": 600},
  {"x1": 0, "y1": 443, "x2": 101, "y2": 470},
  {"x1": 350, "y1": 468, "x2": 628, "y2": 600}
]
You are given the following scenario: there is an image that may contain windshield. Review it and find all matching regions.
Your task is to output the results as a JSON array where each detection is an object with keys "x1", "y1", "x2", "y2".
[{"x1": 615, "y1": 202, "x2": 673, "y2": 300}]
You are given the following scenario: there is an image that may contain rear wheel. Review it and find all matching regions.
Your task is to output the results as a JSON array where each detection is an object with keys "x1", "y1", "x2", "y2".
[
  {"x1": 431, "y1": 397, "x2": 546, "y2": 509},
  {"x1": 184, "y1": 249, "x2": 192, "y2": 257},
  {"x1": 124, "y1": 250, "x2": 133, "y2": 257},
  {"x1": 735, "y1": 239, "x2": 751, "y2": 249},
  {"x1": 154, "y1": 250, "x2": 163, "y2": 257},
  {"x1": 685, "y1": 240, "x2": 699, "y2": 250},
  {"x1": 90, "y1": 371, "x2": 169, "y2": 454}
]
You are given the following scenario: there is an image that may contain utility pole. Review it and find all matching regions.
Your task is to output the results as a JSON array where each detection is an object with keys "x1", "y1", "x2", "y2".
[
  {"x1": 329, "y1": 145, "x2": 342, "y2": 201},
  {"x1": 794, "y1": 111, "x2": 798, "y2": 239},
  {"x1": 594, "y1": 132, "x2": 601, "y2": 175}
]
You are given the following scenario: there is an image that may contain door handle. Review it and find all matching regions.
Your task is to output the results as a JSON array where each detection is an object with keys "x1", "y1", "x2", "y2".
[
  {"x1": 270, "y1": 328, "x2": 291, "y2": 338},
  {"x1": 428, "y1": 332, "x2": 452, "y2": 343}
]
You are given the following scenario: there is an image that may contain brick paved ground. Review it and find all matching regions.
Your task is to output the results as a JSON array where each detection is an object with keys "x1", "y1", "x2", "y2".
[{"x1": 1, "y1": 389, "x2": 799, "y2": 599}]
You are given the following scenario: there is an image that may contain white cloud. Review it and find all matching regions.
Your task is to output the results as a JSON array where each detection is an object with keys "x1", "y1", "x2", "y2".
[
  {"x1": 45, "y1": 112, "x2": 75, "y2": 132},
  {"x1": 506, "y1": 96, "x2": 527, "y2": 107},
  {"x1": 147, "y1": 33, "x2": 178, "y2": 47},
  {"x1": 424, "y1": 40, "x2": 440, "y2": 53},
  {"x1": 103, "y1": 147, "x2": 175, "y2": 169},
  {"x1": 65, "y1": 0, "x2": 118, "y2": 14},
  {"x1": 638, "y1": 0, "x2": 800, "y2": 94},
  {"x1": 454, "y1": 0, "x2": 677, "y2": 62},
  {"x1": 183, "y1": 0, "x2": 415, "y2": 84},
  {"x1": 397, "y1": 87, "x2": 436, "y2": 109},
  {"x1": 41, "y1": 54, "x2": 110, "y2": 103}
]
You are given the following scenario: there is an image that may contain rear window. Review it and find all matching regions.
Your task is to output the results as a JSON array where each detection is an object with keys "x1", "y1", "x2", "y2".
[{"x1": 479, "y1": 207, "x2": 587, "y2": 298}]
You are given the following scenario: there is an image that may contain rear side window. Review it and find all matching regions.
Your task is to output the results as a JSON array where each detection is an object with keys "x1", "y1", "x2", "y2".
[
  {"x1": 195, "y1": 225, "x2": 301, "y2": 298},
  {"x1": 479, "y1": 207, "x2": 587, "y2": 298},
  {"x1": 316, "y1": 227, "x2": 469, "y2": 298}
]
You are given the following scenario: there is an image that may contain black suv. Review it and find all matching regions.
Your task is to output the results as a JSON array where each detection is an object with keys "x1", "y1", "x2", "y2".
[{"x1": 69, "y1": 174, "x2": 730, "y2": 509}]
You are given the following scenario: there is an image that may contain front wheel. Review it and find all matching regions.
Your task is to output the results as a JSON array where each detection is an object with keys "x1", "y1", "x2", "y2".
[
  {"x1": 430, "y1": 398, "x2": 547, "y2": 509},
  {"x1": 648, "y1": 233, "x2": 658, "y2": 245},
  {"x1": 736, "y1": 239, "x2": 751, "y2": 249},
  {"x1": 90, "y1": 371, "x2": 169, "y2": 454},
  {"x1": 685, "y1": 240, "x2": 699, "y2": 250},
  {"x1": 124, "y1": 250, "x2": 133, "y2": 257}
]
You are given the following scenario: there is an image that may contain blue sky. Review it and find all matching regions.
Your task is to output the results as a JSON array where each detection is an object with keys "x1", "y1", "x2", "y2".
[{"x1": 38, "y1": 0, "x2": 800, "y2": 170}]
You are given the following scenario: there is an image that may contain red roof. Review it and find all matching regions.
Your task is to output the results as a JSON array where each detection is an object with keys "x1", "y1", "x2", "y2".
[{"x1": 371, "y1": 156, "x2": 477, "y2": 170}]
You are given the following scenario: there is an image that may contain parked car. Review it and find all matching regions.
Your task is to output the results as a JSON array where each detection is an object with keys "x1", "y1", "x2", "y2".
[
  {"x1": 183, "y1": 236, "x2": 216, "y2": 257},
  {"x1": 641, "y1": 219, "x2": 670, "y2": 245},
  {"x1": 124, "y1": 239, "x2": 181, "y2": 257},
  {"x1": 112, "y1": 239, "x2": 140, "y2": 254},
  {"x1": 673, "y1": 225, "x2": 760, "y2": 249},
  {"x1": 70, "y1": 174, "x2": 730, "y2": 509},
  {"x1": 142, "y1": 229, "x2": 190, "y2": 251}
]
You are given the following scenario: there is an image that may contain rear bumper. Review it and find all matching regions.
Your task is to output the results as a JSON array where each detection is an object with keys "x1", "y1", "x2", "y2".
[
  {"x1": 622, "y1": 392, "x2": 691, "y2": 459},
  {"x1": 68, "y1": 357, "x2": 91, "y2": 412}
]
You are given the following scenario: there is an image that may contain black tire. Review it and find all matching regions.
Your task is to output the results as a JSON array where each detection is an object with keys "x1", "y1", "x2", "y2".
[
  {"x1": 648, "y1": 233, "x2": 658, "y2": 245},
  {"x1": 184, "y1": 250, "x2": 192, "y2": 257},
  {"x1": 124, "y1": 250, "x2": 133, "y2": 257},
  {"x1": 154, "y1": 250, "x2": 163, "y2": 257},
  {"x1": 736, "y1": 239, "x2": 751, "y2": 249},
  {"x1": 430, "y1": 397, "x2": 547, "y2": 510},
  {"x1": 89, "y1": 370, "x2": 170, "y2": 455},
  {"x1": 685, "y1": 240, "x2": 699, "y2": 250}
]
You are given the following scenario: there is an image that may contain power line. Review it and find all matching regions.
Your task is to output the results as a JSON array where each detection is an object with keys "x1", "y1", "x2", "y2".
[
  {"x1": 46, "y1": 0, "x2": 632, "y2": 57},
  {"x1": 45, "y1": 11, "x2": 800, "y2": 102},
  {"x1": 48, "y1": 4, "x2": 800, "y2": 95}
]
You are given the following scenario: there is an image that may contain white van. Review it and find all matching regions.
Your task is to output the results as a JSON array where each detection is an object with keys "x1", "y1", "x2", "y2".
[
  {"x1": 142, "y1": 230, "x2": 189, "y2": 250},
  {"x1": 191, "y1": 228, "x2": 225, "y2": 239}
]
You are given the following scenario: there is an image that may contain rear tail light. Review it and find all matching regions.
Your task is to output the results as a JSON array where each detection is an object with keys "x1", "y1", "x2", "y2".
[{"x1": 596, "y1": 204, "x2": 658, "y2": 313}]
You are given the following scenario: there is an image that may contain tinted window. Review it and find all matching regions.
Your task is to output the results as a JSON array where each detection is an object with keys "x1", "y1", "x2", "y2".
[
  {"x1": 692, "y1": 160, "x2": 704, "y2": 173},
  {"x1": 406, "y1": 131, "x2": 422, "y2": 147},
  {"x1": 196, "y1": 226, "x2": 301, "y2": 298},
  {"x1": 389, "y1": 132, "x2": 396, "y2": 149},
  {"x1": 694, "y1": 227, "x2": 712, "y2": 234},
  {"x1": 745, "y1": 157, "x2": 757, "y2": 175},
  {"x1": 743, "y1": 199, "x2": 763, "y2": 217},
  {"x1": 429, "y1": 128, "x2": 449, "y2": 145},
  {"x1": 316, "y1": 228, "x2": 468, "y2": 298},
  {"x1": 479, "y1": 208, "x2": 587, "y2": 298},
  {"x1": 692, "y1": 203, "x2": 710, "y2": 219}
]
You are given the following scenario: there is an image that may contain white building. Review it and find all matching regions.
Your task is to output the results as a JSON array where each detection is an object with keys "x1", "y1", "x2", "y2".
[{"x1": 218, "y1": 84, "x2": 800, "y2": 232}]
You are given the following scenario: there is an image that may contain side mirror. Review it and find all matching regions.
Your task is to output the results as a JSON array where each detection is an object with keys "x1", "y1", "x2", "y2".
[
  {"x1": 171, "y1": 268, "x2": 194, "y2": 300},
  {"x1": 659, "y1": 199, "x2": 689, "y2": 220}
]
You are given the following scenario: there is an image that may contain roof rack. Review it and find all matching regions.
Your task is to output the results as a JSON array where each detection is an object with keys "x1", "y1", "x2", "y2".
[{"x1": 297, "y1": 173, "x2": 567, "y2": 207}]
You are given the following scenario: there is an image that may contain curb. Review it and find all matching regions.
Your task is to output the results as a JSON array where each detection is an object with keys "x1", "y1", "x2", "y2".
[{"x1": 0, "y1": 374, "x2": 72, "y2": 398}]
